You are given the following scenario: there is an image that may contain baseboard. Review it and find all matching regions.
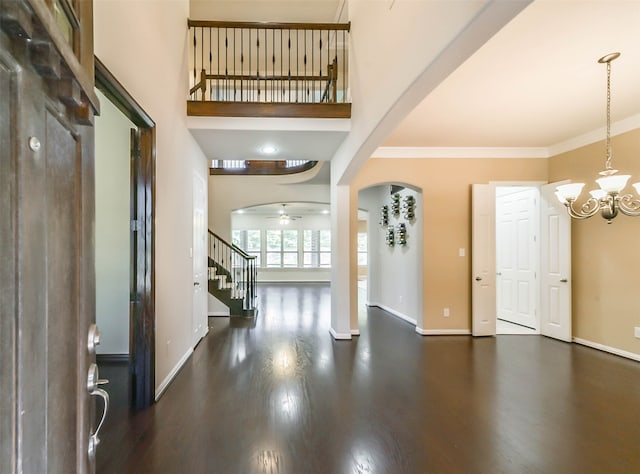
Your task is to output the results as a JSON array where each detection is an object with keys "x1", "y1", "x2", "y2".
[
  {"x1": 96, "y1": 353, "x2": 129, "y2": 363},
  {"x1": 350, "y1": 329, "x2": 360, "y2": 336},
  {"x1": 573, "y1": 337, "x2": 640, "y2": 362},
  {"x1": 155, "y1": 347, "x2": 193, "y2": 401},
  {"x1": 416, "y1": 328, "x2": 472, "y2": 336},
  {"x1": 329, "y1": 327, "x2": 352, "y2": 340},
  {"x1": 369, "y1": 302, "x2": 417, "y2": 326}
]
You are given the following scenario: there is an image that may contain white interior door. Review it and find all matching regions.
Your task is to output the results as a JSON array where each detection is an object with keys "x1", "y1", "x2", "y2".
[
  {"x1": 496, "y1": 188, "x2": 538, "y2": 329},
  {"x1": 472, "y1": 184, "x2": 496, "y2": 336},
  {"x1": 540, "y1": 182, "x2": 572, "y2": 342},
  {"x1": 192, "y1": 173, "x2": 207, "y2": 345}
]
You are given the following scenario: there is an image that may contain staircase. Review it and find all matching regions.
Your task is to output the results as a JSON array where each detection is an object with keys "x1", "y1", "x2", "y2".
[{"x1": 208, "y1": 230, "x2": 258, "y2": 317}]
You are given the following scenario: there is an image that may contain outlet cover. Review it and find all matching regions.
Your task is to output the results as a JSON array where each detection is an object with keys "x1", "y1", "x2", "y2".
[
  {"x1": 443, "y1": 308, "x2": 450, "y2": 317},
  {"x1": 634, "y1": 327, "x2": 640, "y2": 339}
]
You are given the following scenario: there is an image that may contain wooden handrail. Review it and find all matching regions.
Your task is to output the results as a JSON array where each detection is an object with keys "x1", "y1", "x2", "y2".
[
  {"x1": 188, "y1": 20, "x2": 351, "y2": 31},
  {"x1": 210, "y1": 230, "x2": 253, "y2": 259}
]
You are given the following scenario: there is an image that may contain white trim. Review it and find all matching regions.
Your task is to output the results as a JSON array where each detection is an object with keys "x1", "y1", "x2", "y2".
[
  {"x1": 350, "y1": 329, "x2": 360, "y2": 336},
  {"x1": 371, "y1": 146, "x2": 549, "y2": 159},
  {"x1": 370, "y1": 116, "x2": 640, "y2": 161},
  {"x1": 370, "y1": 302, "x2": 417, "y2": 326},
  {"x1": 549, "y1": 113, "x2": 640, "y2": 157},
  {"x1": 155, "y1": 347, "x2": 193, "y2": 401},
  {"x1": 573, "y1": 337, "x2": 640, "y2": 363},
  {"x1": 416, "y1": 328, "x2": 472, "y2": 336},
  {"x1": 329, "y1": 327, "x2": 352, "y2": 340}
]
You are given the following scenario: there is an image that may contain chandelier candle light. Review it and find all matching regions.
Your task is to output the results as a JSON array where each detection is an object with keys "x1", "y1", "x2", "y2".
[{"x1": 555, "y1": 52, "x2": 640, "y2": 223}]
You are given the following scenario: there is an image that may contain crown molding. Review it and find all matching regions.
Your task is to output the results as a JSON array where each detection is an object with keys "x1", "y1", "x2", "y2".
[
  {"x1": 371, "y1": 146, "x2": 548, "y2": 159},
  {"x1": 548, "y1": 113, "x2": 640, "y2": 157},
  {"x1": 373, "y1": 114, "x2": 640, "y2": 160}
]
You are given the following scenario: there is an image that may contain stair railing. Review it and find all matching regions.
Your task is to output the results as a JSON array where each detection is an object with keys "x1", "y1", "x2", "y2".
[{"x1": 208, "y1": 230, "x2": 257, "y2": 311}]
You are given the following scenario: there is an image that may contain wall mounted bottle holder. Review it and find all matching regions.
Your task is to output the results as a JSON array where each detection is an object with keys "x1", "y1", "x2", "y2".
[
  {"x1": 403, "y1": 195, "x2": 416, "y2": 221},
  {"x1": 396, "y1": 223, "x2": 407, "y2": 246},
  {"x1": 391, "y1": 193, "x2": 401, "y2": 217},
  {"x1": 385, "y1": 225, "x2": 395, "y2": 246},
  {"x1": 380, "y1": 205, "x2": 389, "y2": 226}
]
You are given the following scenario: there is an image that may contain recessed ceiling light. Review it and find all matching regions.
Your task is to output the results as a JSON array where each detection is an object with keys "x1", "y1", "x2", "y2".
[
  {"x1": 261, "y1": 145, "x2": 277, "y2": 155},
  {"x1": 236, "y1": 209, "x2": 245, "y2": 214},
  {"x1": 322, "y1": 209, "x2": 330, "y2": 214}
]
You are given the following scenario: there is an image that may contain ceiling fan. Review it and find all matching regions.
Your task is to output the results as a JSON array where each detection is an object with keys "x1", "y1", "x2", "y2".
[{"x1": 267, "y1": 204, "x2": 302, "y2": 224}]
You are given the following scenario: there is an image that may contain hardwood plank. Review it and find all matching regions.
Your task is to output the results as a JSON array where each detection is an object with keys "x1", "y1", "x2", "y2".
[{"x1": 97, "y1": 283, "x2": 640, "y2": 473}]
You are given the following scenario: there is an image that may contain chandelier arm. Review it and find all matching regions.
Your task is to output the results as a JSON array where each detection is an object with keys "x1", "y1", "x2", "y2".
[
  {"x1": 565, "y1": 198, "x2": 600, "y2": 219},
  {"x1": 617, "y1": 194, "x2": 640, "y2": 216}
]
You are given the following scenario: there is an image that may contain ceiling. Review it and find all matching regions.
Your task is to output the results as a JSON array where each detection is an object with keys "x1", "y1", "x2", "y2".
[
  {"x1": 191, "y1": 1, "x2": 640, "y2": 166},
  {"x1": 383, "y1": 1, "x2": 640, "y2": 150},
  {"x1": 234, "y1": 202, "x2": 330, "y2": 216}
]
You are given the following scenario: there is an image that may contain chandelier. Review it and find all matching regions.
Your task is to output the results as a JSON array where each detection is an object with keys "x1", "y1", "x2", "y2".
[{"x1": 555, "y1": 52, "x2": 640, "y2": 223}]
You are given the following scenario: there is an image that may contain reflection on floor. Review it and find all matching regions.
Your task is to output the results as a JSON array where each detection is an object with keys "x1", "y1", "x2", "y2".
[
  {"x1": 97, "y1": 283, "x2": 640, "y2": 474},
  {"x1": 496, "y1": 318, "x2": 537, "y2": 335}
]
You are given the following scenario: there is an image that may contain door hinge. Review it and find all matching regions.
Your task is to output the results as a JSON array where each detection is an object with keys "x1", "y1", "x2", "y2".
[{"x1": 131, "y1": 219, "x2": 141, "y2": 232}]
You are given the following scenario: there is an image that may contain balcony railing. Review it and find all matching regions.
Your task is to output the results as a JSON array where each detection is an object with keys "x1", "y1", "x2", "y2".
[
  {"x1": 209, "y1": 160, "x2": 318, "y2": 176},
  {"x1": 188, "y1": 20, "x2": 351, "y2": 118}
]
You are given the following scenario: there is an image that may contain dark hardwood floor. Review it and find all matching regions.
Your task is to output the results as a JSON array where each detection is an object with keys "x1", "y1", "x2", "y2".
[{"x1": 97, "y1": 283, "x2": 640, "y2": 473}]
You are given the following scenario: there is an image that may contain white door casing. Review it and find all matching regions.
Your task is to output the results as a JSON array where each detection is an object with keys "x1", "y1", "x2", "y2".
[
  {"x1": 193, "y1": 173, "x2": 207, "y2": 345},
  {"x1": 472, "y1": 184, "x2": 497, "y2": 336},
  {"x1": 540, "y1": 183, "x2": 572, "y2": 342},
  {"x1": 496, "y1": 188, "x2": 538, "y2": 330}
]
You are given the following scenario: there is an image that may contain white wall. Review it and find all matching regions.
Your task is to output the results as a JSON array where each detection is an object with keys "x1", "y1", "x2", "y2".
[
  {"x1": 94, "y1": 0, "x2": 209, "y2": 397},
  {"x1": 359, "y1": 185, "x2": 423, "y2": 325},
  {"x1": 94, "y1": 89, "x2": 133, "y2": 355},
  {"x1": 209, "y1": 169, "x2": 330, "y2": 240}
]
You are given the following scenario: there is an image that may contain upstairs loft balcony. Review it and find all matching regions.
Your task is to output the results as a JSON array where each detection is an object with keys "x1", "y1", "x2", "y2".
[{"x1": 188, "y1": 20, "x2": 351, "y2": 119}]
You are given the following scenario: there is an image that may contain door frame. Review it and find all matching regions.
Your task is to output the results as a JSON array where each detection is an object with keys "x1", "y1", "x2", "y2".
[
  {"x1": 95, "y1": 57, "x2": 156, "y2": 409},
  {"x1": 473, "y1": 180, "x2": 557, "y2": 336},
  {"x1": 495, "y1": 185, "x2": 540, "y2": 332}
]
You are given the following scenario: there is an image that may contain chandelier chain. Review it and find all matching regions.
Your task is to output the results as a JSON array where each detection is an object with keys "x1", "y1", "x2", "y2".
[{"x1": 605, "y1": 60, "x2": 612, "y2": 171}]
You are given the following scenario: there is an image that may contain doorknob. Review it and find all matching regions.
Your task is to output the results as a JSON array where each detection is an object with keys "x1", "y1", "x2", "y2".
[
  {"x1": 87, "y1": 363, "x2": 109, "y2": 460},
  {"x1": 560, "y1": 278, "x2": 568, "y2": 283},
  {"x1": 475, "y1": 277, "x2": 482, "y2": 281},
  {"x1": 496, "y1": 272, "x2": 502, "y2": 276},
  {"x1": 194, "y1": 281, "x2": 200, "y2": 286}
]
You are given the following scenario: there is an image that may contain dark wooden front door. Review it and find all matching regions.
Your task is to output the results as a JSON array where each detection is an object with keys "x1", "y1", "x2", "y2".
[{"x1": 0, "y1": 1, "x2": 99, "y2": 472}]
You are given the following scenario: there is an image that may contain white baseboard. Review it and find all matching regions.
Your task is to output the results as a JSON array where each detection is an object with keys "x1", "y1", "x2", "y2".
[
  {"x1": 573, "y1": 337, "x2": 640, "y2": 362},
  {"x1": 329, "y1": 327, "x2": 352, "y2": 340},
  {"x1": 351, "y1": 329, "x2": 360, "y2": 336},
  {"x1": 155, "y1": 347, "x2": 193, "y2": 401},
  {"x1": 369, "y1": 302, "x2": 417, "y2": 326},
  {"x1": 416, "y1": 327, "x2": 472, "y2": 336}
]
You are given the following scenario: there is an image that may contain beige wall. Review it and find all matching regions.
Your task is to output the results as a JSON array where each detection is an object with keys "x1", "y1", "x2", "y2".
[
  {"x1": 350, "y1": 157, "x2": 548, "y2": 332},
  {"x1": 549, "y1": 129, "x2": 640, "y2": 355}
]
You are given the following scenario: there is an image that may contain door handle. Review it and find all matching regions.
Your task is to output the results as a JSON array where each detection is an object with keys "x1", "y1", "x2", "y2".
[
  {"x1": 560, "y1": 278, "x2": 568, "y2": 283},
  {"x1": 194, "y1": 281, "x2": 200, "y2": 286},
  {"x1": 87, "y1": 363, "x2": 109, "y2": 460},
  {"x1": 475, "y1": 277, "x2": 482, "y2": 281},
  {"x1": 496, "y1": 272, "x2": 502, "y2": 276}
]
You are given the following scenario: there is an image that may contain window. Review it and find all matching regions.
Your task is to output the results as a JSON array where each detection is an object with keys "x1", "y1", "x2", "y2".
[
  {"x1": 357, "y1": 232, "x2": 368, "y2": 266},
  {"x1": 266, "y1": 229, "x2": 298, "y2": 267},
  {"x1": 303, "y1": 230, "x2": 331, "y2": 268},
  {"x1": 232, "y1": 228, "x2": 331, "y2": 269},
  {"x1": 233, "y1": 229, "x2": 261, "y2": 267}
]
